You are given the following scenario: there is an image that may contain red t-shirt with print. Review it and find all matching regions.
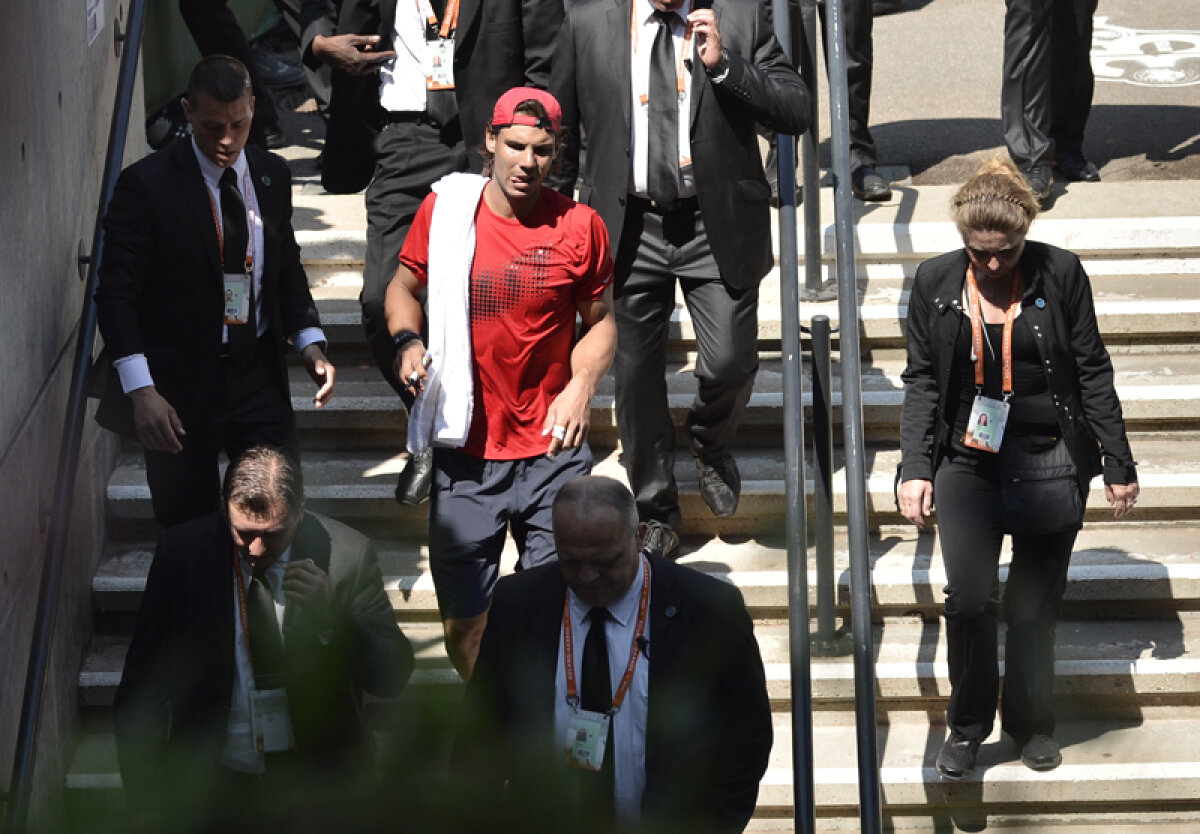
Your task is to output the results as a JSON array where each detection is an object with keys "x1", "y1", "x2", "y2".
[{"x1": 400, "y1": 186, "x2": 613, "y2": 460}]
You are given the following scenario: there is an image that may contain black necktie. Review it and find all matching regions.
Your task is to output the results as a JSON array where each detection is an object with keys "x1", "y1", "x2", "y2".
[
  {"x1": 220, "y1": 168, "x2": 256, "y2": 366},
  {"x1": 647, "y1": 10, "x2": 680, "y2": 206},
  {"x1": 247, "y1": 566, "x2": 285, "y2": 688},
  {"x1": 580, "y1": 607, "x2": 615, "y2": 817}
]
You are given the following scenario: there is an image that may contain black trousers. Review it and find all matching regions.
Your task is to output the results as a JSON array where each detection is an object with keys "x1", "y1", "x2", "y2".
[
  {"x1": 613, "y1": 200, "x2": 759, "y2": 528},
  {"x1": 934, "y1": 444, "x2": 1077, "y2": 744},
  {"x1": 144, "y1": 344, "x2": 295, "y2": 528},
  {"x1": 178, "y1": 0, "x2": 280, "y2": 139},
  {"x1": 1001, "y1": 0, "x2": 1099, "y2": 170},
  {"x1": 818, "y1": 0, "x2": 878, "y2": 170},
  {"x1": 361, "y1": 118, "x2": 466, "y2": 395}
]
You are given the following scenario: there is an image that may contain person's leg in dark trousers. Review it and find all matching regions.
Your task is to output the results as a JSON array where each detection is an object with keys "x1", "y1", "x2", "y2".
[
  {"x1": 934, "y1": 449, "x2": 1008, "y2": 741},
  {"x1": 1001, "y1": 0, "x2": 1055, "y2": 171},
  {"x1": 1048, "y1": 0, "x2": 1099, "y2": 161},
  {"x1": 178, "y1": 0, "x2": 282, "y2": 143},
  {"x1": 613, "y1": 204, "x2": 682, "y2": 529},
  {"x1": 1000, "y1": 526, "x2": 1077, "y2": 743},
  {"x1": 676, "y1": 212, "x2": 759, "y2": 467},
  {"x1": 818, "y1": 0, "x2": 878, "y2": 170},
  {"x1": 362, "y1": 118, "x2": 465, "y2": 394},
  {"x1": 221, "y1": 346, "x2": 297, "y2": 463},
  {"x1": 145, "y1": 431, "x2": 224, "y2": 529}
]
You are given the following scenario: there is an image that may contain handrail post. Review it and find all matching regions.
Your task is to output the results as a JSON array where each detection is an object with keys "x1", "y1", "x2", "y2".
[
  {"x1": 5, "y1": 1, "x2": 147, "y2": 831},
  {"x1": 824, "y1": 0, "x2": 883, "y2": 830},
  {"x1": 809, "y1": 316, "x2": 848, "y2": 656},
  {"x1": 795, "y1": 0, "x2": 827, "y2": 300},
  {"x1": 771, "y1": 0, "x2": 815, "y2": 830}
]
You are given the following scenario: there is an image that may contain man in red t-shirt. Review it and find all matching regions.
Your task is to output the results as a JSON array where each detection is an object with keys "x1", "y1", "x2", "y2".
[{"x1": 384, "y1": 88, "x2": 616, "y2": 680}]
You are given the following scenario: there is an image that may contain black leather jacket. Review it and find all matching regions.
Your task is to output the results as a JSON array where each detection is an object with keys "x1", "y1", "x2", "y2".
[{"x1": 899, "y1": 241, "x2": 1137, "y2": 490}]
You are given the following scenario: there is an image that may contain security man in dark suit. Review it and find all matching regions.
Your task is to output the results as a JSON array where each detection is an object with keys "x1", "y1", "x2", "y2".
[
  {"x1": 114, "y1": 446, "x2": 414, "y2": 833},
  {"x1": 454, "y1": 475, "x2": 773, "y2": 834},
  {"x1": 551, "y1": 0, "x2": 810, "y2": 558},
  {"x1": 95, "y1": 56, "x2": 335, "y2": 529},
  {"x1": 295, "y1": 0, "x2": 564, "y2": 504}
]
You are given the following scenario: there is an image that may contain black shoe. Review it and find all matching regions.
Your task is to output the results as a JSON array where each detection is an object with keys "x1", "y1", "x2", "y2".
[
  {"x1": 872, "y1": 0, "x2": 905, "y2": 15},
  {"x1": 696, "y1": 455, "x2": 741, "y2": 518},
  {"x1": 395, "y1": 448, "x2": 434, "y2": 506},
  {"x1": 936, "y1": 731, "x2": 981, "y2": 780},
  {"x1": 642, "y1": 520, "x2": 681, "y2": 561},
  {"x1": 1019, "y1": 734, "x2": 1062, "y2": 771},
  {"x1": 252, "y1": 43, "x2": 307, "y2": 89},
  {"x1": 1024, "y1": 163, "x2": 1052, "y2": 203},
  {"x1": 851, "y1": 166, "x2": 892, "y2": 201},
  {"x1": 1055, "y1": 153, "x2": 1100, "y2": 182}
]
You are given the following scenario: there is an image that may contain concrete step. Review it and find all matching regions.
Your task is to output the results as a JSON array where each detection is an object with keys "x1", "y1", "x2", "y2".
[
  {"x1": 93, "y1": 523, "x2": 1200, "y2": 624},
  {"x1": 76, "y1": 612, "x2": 1200, "y2": 714},
  {"x1": 308, "y1": 270, "x2": 1200, "y2": 351},
  {"x1": 288, "y1": 350, "x2": 1200, "y2": 443},
  {"x1": 62, "y1": 707, "x2": 1200, "y2": 828},
  {"x1": 103, "y1": 437, "x2": 1200, "y2": 537}
]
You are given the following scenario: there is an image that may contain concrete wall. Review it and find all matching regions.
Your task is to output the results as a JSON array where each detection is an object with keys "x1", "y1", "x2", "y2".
[{"x1": 0, "y1": 0, "x2": 145, "y2": 828}]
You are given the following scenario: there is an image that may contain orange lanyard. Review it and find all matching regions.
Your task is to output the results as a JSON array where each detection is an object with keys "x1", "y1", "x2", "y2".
[
  {"x1": 965, "y1": 265, "x2": 1021, "y2": 397},
  {"x1": 417, "y1": 0, "x2": 459, "y2": 38},
  {"x1": 631, "y1": 4, "x2": 692, "y2": 96},
  {"x1": 206, "y1": 171, "x2": 254, "y2": 274},
  {"x1": 232, "y1": 548, "x2": 264, "y2": 666},
  {"x1": 563, "y1": 557, "x2": 651, "y2": 713}
]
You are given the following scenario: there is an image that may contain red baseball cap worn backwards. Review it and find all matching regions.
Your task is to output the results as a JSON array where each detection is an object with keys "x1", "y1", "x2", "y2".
[{"x1": 491, "y1": 87, "x2": 562, "y2": 134}]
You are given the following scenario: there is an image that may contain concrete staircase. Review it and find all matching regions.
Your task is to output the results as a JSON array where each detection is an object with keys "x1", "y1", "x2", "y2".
[{"x1": 64, "y1": 173, "x2": 1200, "y2": 831}]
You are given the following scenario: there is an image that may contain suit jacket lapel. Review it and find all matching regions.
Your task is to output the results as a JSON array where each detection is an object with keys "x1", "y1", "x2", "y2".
[
  {"x1": 172, "y1": 140, "x2": 222, "y2": 279},
  {"x1": 245, "y1": 149, "x2": 277, "y2": 287}
]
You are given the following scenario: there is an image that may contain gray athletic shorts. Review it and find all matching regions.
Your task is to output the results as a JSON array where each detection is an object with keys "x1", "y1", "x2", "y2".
[{"x1": 428, "y1": 442, "x2": 593, "y2": 619}]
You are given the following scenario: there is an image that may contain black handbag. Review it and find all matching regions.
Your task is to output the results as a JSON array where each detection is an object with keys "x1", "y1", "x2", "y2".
[{"x1": 999, "y1": 435, "x2": 1084, "y2": 536}]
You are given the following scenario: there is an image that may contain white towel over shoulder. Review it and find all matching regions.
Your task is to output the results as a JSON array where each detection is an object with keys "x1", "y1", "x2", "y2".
[{"x1": 407, "y1": 172, "x2": 488, "y2": 455}]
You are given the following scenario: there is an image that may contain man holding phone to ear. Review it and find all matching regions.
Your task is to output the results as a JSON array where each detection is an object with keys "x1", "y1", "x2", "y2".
[{"x1": 551, "y1": 0, "x2": 810, "y2": 560}]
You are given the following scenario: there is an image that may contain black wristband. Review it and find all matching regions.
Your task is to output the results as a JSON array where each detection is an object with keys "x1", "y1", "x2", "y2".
[{"x1": 392, "y1": 329, "x2": 423, "y2": 353}]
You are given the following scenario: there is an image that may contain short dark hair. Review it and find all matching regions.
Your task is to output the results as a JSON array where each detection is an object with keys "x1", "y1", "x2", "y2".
[
  {"x1": 222, "y1": 446, "x2": 305, "y2": 521},
  {"x1": 187, "y1": 55, "x2": 253, "y2": 104},
  {"x1": 553, "y1": 476, "x2": 639, "y2": 537},
  {"x1": 478, "y1": 100, "x2": 565, "y2": 175}
]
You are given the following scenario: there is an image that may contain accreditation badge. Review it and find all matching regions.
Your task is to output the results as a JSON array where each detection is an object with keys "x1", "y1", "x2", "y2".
[
  {"x1": 426, "y1": 39, "x2": 455, "y2": 89},
  {"x1": 962, "y1": 394, "x2": 1010, "y2": 453},
  {"x1": 250, "y1": 688, "x2": 295, "y2": 754},
  {"x1": 223, "y1": 273, "x2": 252, "y2": 325},
  {"x1": 564, "y1": 708, "x2": 610, "y2": 771}
]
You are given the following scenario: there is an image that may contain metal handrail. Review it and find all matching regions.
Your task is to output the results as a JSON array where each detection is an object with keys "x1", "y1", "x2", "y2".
[
  {"x1": 822, "y1": 0, "x2": 883, "y2": 829},
  {"x1": 4, "y1": 1, "x2": 147, "y2": 830}
]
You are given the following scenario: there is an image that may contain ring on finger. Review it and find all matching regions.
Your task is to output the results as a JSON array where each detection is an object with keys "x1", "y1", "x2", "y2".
[{"x1": 551, "y1": 425, "x2": 566, "y2": 441}]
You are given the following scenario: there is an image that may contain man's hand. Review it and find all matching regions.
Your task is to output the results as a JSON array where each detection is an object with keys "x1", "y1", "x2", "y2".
[
  {"x1": 1106, "y1": 481, "x2": 1140, "y2": 519},
  {"x1": 688, "y1": 9, "x2": 724, "y2": 69},
  {"x1": 898, "y1": 479, "x2": 934, "y2": 530},
  {"x1": 393, "y1": 341, "x2": 431, "y2": 396},
  {"x1": 542, "y1": 376, "x2": 592, "y2": 457},
  {"x1": 283, "y1": 559, "x2": 333, "y2": 625},
  {"x1": 311, "y1": 34, "x2": 396, "y2": 75},
  {"x1": 301, "y1": 344, "x2": 336, "y2": 408},
  {"x1": 130, "y1": 387, "x2": 185, "y2": 453}
]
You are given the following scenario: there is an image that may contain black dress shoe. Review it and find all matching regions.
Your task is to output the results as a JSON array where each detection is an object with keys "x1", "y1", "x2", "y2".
[
  {"x1": 936, "y1": 731, "x2": 981, "y2": 780},
  {"x1": 641, "y1": 520, "x2": 681, "y2": 561},
  {"x1": 1019, "y1": 734, "x2": 1062, "y2": 771},
  {"x1": 872, "y1": 0, "x2": 905, "y2": 15},
  {"x1": 851, "y1": 166, "x2": 892, "y2": 201},
  {"x1": 395, "y1": 447, "x2": 434, "y2": 506},
  {"x1": 696, "y1": 455, "x2": 741, "y2": 518},
  {"x1": 1024, "y1": 163, "x2": 1052, "y2": 203},
  {"x1": 1055, "y1": 153, "x2": 1100, "y2": 182}
]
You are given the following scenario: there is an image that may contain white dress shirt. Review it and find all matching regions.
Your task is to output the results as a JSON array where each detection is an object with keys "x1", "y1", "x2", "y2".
[
  {"x1": 556, "y1": 558, "x2": 651, "y2": 824},
  {"x1": 379, "y1": 0, "x2": 434, "y2": 113},
  {"x1": 113, "y1": 139, "x2": 326, "y2": 394},
  {"x1": 629, "y1": 0, "x2": 696, "y2": 198},
  {"x1": 220, "y1": 547, "x2": 291, "y2": 774}
]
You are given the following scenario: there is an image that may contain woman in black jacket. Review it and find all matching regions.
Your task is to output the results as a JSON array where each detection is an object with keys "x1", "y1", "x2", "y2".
[{"x1": 897, "y1": 158, "x2": 1139, "y2": 780}]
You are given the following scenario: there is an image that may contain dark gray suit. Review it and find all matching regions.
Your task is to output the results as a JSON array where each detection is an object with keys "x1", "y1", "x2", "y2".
[{"x1": 551, "y1": 0, "x2": 810, "y2": 526}]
